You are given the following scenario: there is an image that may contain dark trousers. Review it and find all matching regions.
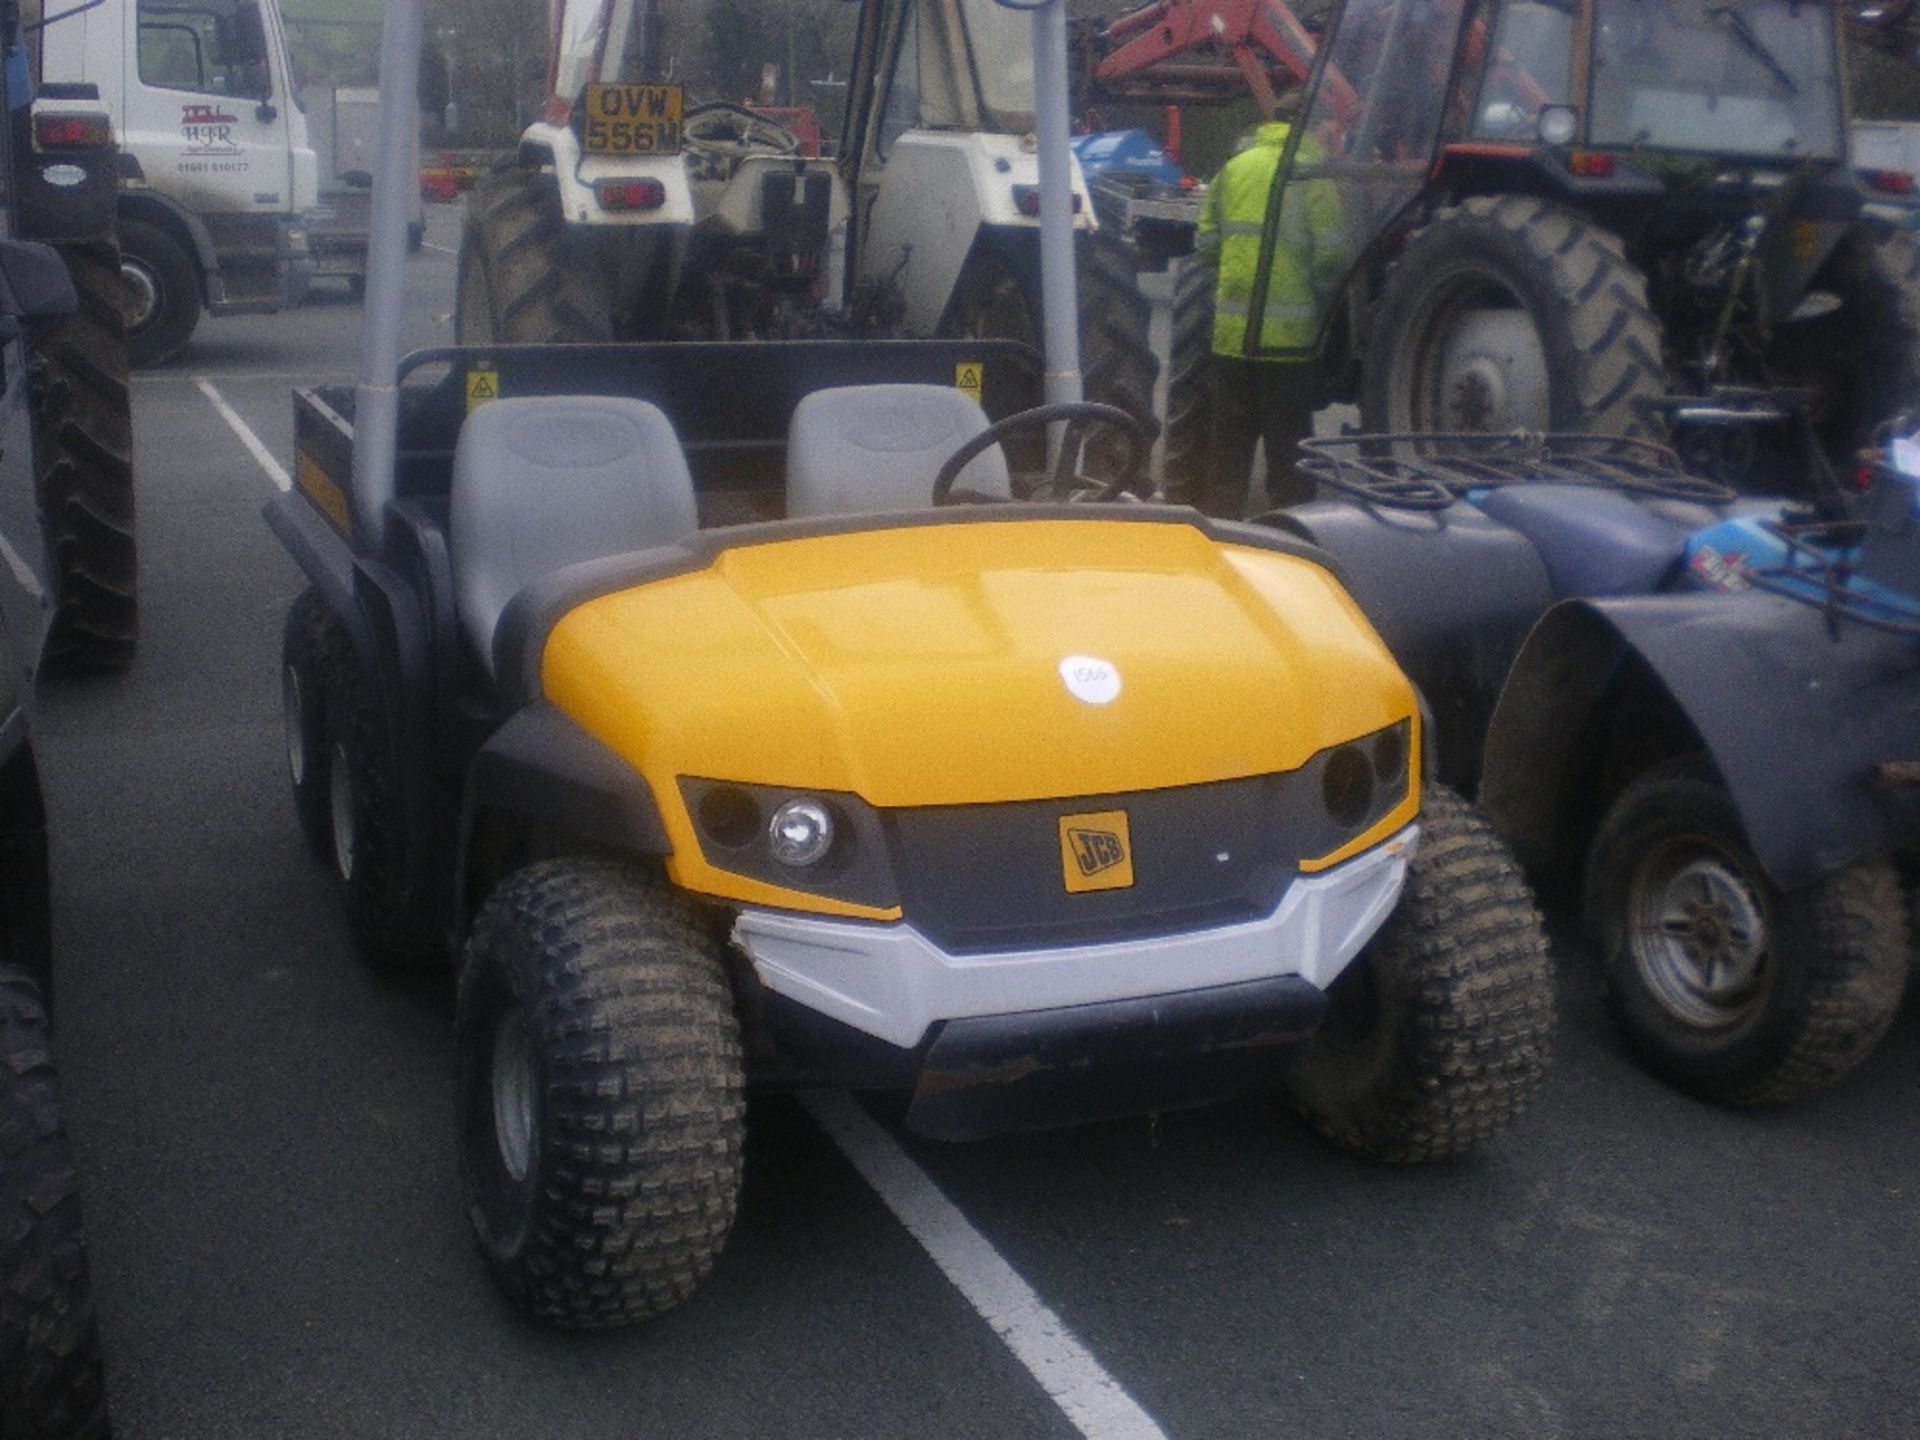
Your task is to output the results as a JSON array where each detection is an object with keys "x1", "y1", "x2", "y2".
[{"x1": 1206, "y1": 356, "x2": 1318, "y2": 519}]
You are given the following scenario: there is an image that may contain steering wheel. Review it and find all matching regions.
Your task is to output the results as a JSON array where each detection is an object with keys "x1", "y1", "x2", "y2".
[
  {"x1": 683, "y1": 101, "x2": 801, "y2": 161},
  {"x1": 931, "y1": 402, "x2": 1151, "y2": 506}
]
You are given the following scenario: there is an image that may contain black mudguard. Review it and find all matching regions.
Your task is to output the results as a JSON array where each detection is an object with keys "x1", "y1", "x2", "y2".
[{"x1": 1481, "y1": 592, "x2": 1920, "y2": 892}]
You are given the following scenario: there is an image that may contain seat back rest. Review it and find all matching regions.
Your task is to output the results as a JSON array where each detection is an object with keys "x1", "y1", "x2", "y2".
[
  {"x1": 450, "y1": 396, "x2": 698, "y2": 675},
  {"x1": 787, "y1": 384, "x2": 1011, "y2": 518}
]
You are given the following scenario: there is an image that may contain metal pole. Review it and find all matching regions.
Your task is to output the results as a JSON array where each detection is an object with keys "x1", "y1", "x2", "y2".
[
  {"x1": 351, "y1": 0, "x2": 424, "y2": 547},
  {"x1": 1030, "y1": 0, "x2": 1082, "y2": 416}
]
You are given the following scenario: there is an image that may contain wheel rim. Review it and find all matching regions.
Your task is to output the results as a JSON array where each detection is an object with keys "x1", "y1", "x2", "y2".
[
  {"x1": 122, "y1": 258, "x2": 160, "y2": 332},
  {"x1": 283, "y1": 664, "x2": 308, "y2": 787},
  {"x1": 1625, "y1": 839, "x2": 1772, "y2": 1029},
  {"x1": 1389, "y1": 277, "x2": 1550, "y2": 433},
  {"x1": 491, "y1": 1009, "x2": 536, "y2": 1183},
  {"x1": 328, "y1": 741, "x2": 355, "y2": 882}
]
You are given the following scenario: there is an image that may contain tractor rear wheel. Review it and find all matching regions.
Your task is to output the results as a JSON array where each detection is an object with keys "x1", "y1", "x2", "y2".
[
  {"x1": 456, "y1": 168, "x2": 614, "y2": 345},
  {"x1": 1586, "y1": 758, "x2": 1908, "y2": 1105},
  {"x1": 0, "y1": 966, "x2": 110, "y2": 1440},
  {"x1": 33, "y1": 237, "x2": 135, "y2": 672},
  {"x1": 457, "y1": 859, "x2": 745, "y2": 1329},
  {"x1": 1287, "y1": 785, "x2": 1556, "y2": 1162},
  {"x1": 1161, "y1": 256, "x2": 1215, "y2": 505},
  {"x1": 1361, "y1": 195, "x2": 1667, "y2": 439}
]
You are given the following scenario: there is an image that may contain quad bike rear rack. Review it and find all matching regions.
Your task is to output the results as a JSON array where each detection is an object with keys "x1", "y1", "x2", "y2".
[{"x1": 1291, "y1": 431, "x2": 1737, "y2": 511}]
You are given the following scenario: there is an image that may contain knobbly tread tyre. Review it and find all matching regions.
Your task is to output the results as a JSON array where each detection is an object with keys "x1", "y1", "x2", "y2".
[
  {"x1": 0, "y1": 966, "x2": 110, "y2": 1440},
  {"x1": 1078, "y1": 226, "x2": 1162, "y2": 454},
  {"x1": 323, "y1": 646, "x2": 441, "y2": 968},
  {"x1": 457, "y1": 860, "x2": 745, "y2": 1330},
  {"x1": 455, "y1": 168, "x2": 614, "y2": 344},
  {"x1": 1288, "y1": 785, "x2": 1556, "y2": 1163},
  {"x1": 34, "y1": 237, "x2": 135, "y2": 672},
  {"x1": 282, "y1": 589, "x2": 343, "y2": 858},
  {"x1": 1361, "y1": 195, "x2": 1668, "y2": 439},
  {"x1": 1586, "y1": 758, "x2": 1908, "y2": 1106},
  {"x1": 1162, "y1": 257, "x2": 1215, "y2": 504}
]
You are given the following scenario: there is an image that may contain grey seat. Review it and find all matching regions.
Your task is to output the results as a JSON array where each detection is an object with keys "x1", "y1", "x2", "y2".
[
  {"x1": 450, "y1": 396, "x2": 698, "y2": 675},
  {"x1": 786, "y1": 384, "x2": 1011, "y2": 518}
]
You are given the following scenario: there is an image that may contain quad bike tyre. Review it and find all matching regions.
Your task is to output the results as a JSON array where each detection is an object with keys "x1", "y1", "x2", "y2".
[
  {"x1": 1161, "y1": 256, "x2": 1215, "y2": 505},
  {"x1": 455, "y1": 168, "x2": 614, "y2": 345},
  {"x1": 1586, "y1": 758, "x2": 1908, "y2": 1106},
  {"x1": 457, "y1": 859, "x2": 745, "y2": 1330},
  {"x1": 322, "y1": 645, "x2": 441, "y2": 968},
  {"x1": 1361, "y1": 195, "x2": 1667, "y2": 439},
  {"x1": 281, "y1": 589, "x2": 344, "y2": 857},
  {"x1": 0, "y1": 966, "x2": 109, "y2": 1440},
  {"x1": 33, "y1": 238, "x2": 135, "y2": 671},
  {"x1": 118, "y1": 216, "x2": 200, "y2": 368},
  {"x1": 1288, "y1": 785, "x2": 1556, "y2": 1162}
]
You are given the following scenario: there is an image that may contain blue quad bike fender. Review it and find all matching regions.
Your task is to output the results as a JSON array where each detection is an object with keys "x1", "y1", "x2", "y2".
[{"x1": 1479, "y1": 592, "x2": 1920, "y2": 894}]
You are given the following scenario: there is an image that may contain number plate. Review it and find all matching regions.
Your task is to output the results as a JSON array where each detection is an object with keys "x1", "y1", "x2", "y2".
[
  {"x1": 582, "y1": 83, "x2": 684, "y2": 156},
  {"x1": 1058, "y1": 810, "x2": 1134, "y2": 894}
]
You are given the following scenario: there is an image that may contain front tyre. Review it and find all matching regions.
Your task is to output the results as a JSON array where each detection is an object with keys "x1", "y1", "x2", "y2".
[
  {"x1": 1361, "y1": 195, "x2": 1666, "y2": 439},
  {"x1": 1288, "y1": 786, "x2": 1556, "y2": 1162},
  {"x1": 457, "y1": 860, "x2": 745, "y2": 1329},
  {"x1": 0, "y1": 967, "x2": 110, "y2": 1440},
  {"x1": 118, "y1": 216, "x2": 200, "y2": 368},
  {"x1": 1586, "y1": 759, "x2": 1908, "y2": 1105}
]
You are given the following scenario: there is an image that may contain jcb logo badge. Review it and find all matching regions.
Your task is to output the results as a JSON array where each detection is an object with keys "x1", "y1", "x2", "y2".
[{"x1": 1058, "y1": 810, "x2": 1134, "y2": 893}]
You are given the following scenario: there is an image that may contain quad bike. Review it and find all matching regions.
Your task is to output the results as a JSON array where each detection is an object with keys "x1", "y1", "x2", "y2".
[
  {"x1": 1140, "y1": 0, "x2": 1920, "y2": 500},
  {"x1": 1267, "y1": 424, "x2": 1920, "y2": 1104}
]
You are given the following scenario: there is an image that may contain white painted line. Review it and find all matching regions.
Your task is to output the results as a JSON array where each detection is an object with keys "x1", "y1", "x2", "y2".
[
  {"x1": 801, "y1": 1091, "x2": 1169, "y2": 1440},
  {"x1": 196, "y1": 378, "x2": 291, "y2": 491},
  {"x1": 422, "y1": 240, "x2": 458, "y2": 255}
]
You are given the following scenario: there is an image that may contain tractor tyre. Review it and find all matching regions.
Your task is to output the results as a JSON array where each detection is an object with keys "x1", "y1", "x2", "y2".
[
  {"x1": 1162, "y1": 256, "x2": 1216, "y2": 504},
  {"x1": 33, "y1": 237, "x2": 136, "y2": 672},
  {"x1": 0, "y1": 966, "x2": 110, "y2": 1440},
  {"x1": 118, "y1": 216, "x2": 200, "y2": 368},
  {"x1": 455, "y1": 168, "x2": 614, "y2": 345},
  {"x1": 1587, "y1": 758, "x2": 1908, "y2": 1105},
  {"x1": 322, "y1": 645, "x2": 441, "y2": 968},
  {"x1": 1288, "y1": 785, "x2": 1556, "y2": 1163},
  {"x1": 457, "y1": 859, "x2": 745, "y2": 1330},
  {"x1": 281, "y1": 589, "x2": 344, "y2": 858},
  {"x1": 1769, "y1": 224, "x2": 1920, "y2": 472},
  {"x1": 1361, "y1": 195, "x2": 1667, "y2": 439}
]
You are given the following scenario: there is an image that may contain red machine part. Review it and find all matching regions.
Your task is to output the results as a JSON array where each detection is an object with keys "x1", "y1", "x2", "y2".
[{"x1": 1092, "y1": 0, "x2": 1358, "y2": 122}]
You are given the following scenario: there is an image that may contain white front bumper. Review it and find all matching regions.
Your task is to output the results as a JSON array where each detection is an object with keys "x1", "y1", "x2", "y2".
[{"x1": 730, "y1": 825, "x2": 1418, "y2": 1050}]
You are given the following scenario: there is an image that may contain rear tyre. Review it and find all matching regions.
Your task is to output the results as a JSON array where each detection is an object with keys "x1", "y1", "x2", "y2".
[
  {"x1": 457, "y1": 860, "x2": 745, "y2": 1329},
  {"x1": 323, "y1": 646, "x2": 441, "y2": 968},
  {"x1": 1288, "y1": 785, "x2": 1556, "y2": 1162},
  {"x1": 1361, "y1": 195, "x2": 1667, "y2": 439},
  {"x1": 33, "y1": 237, "x2": 136, "y2": 671},
  {"x1": 1162, "y1": 256, "x2": 1215, "y2": 504},
  {"x1": 119, "y1": 216, "x2": 200, "y2": 368},
  {"x1": 0, "y1": 966, "x2": 110, "y2": 1440},
  {"x1": 455, "y1": 168, "x2": 614, "y2": 344},
  {"x1": 1586, "y1": 758, "x2": 1908, "y2": 1105},
  {"x1": 282, "y1": 589, "x2": 343, "y2": 858}
]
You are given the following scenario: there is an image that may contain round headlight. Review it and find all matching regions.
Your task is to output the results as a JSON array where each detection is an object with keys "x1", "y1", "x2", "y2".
[
  {"x1": 769, "y1": 798, "x2": 834, "y2": 867},
  {"x1": 1537, "y1": 104, "x2": 1579, "y2": 147},
  {"x1": 1373, "y1": 723, "x2": 1408, "y2": 789},
  {"x1": 1322, "y1": 746, "x2": 1374, "y2": 831}
]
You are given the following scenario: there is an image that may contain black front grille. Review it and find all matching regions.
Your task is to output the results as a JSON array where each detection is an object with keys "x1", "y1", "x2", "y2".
[{"x1": 884, "y1": 771, "x2": 1332, "y2": 954}]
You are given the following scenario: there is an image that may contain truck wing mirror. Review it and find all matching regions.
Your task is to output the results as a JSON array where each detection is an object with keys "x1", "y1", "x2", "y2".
[{"x1": 0, "y1": 241, "x2": 78, "y2": 344}]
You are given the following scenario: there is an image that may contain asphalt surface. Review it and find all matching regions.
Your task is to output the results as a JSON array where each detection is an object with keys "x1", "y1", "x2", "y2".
[{"x1": 33, "y1": 204, "x2": 1920, "y2": 1440}]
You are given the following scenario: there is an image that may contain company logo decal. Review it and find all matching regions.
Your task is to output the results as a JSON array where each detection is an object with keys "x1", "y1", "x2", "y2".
[
  {"x1": 1058, "y1": 810, "x2": 1134, "y2": 893},
  {"x1": 180, "y1": 103, "x2": 242, "y2": 156},
  {"x1": 1059, "y1": 654, "x2": 1120, "y2": 705},
  {"x1": 1689, "y1": 543, "x2": 1752, "y2": 593}
]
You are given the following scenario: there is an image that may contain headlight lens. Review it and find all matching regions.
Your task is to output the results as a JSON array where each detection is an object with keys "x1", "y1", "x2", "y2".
[{"x1": 768, "y1": 798, "x2": 835, "y2": 868}]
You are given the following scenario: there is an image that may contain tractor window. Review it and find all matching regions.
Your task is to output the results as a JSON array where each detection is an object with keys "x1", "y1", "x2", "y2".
[
  {"x1": 957, "y1": 0, "x2": 1035, "y2": 134},
  {"x1": 875, "y1": 2, "x2": 922, "y2": 157},
  {"x1": 1472, "y1": 0, "x2": 1575, "y2": 139},
  {"x1": 137, "y1": 0, "x2": 273, "y2": 102},
  {"x1": 1589, "y1": 0, "x2": 1842, "y2": 158}
]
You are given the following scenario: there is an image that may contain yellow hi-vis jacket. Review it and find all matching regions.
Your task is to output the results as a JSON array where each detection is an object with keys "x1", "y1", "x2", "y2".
[{"x1": 1195, "y1": 121, "x2": 1345, "y2": 357}]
